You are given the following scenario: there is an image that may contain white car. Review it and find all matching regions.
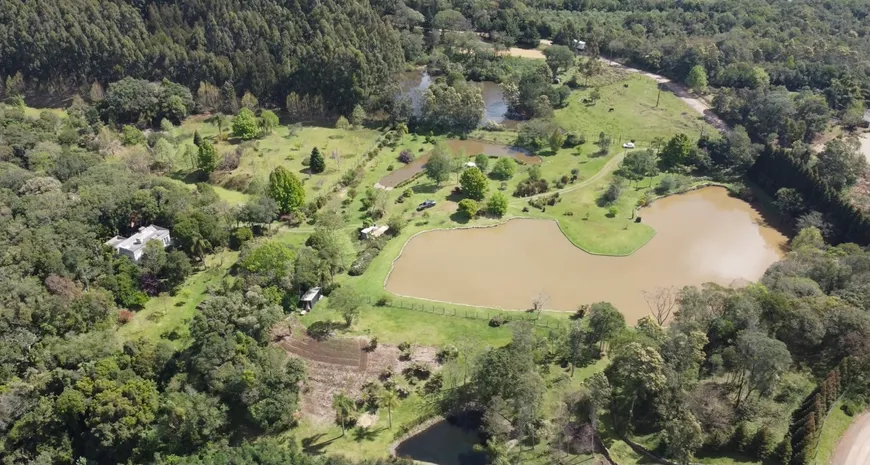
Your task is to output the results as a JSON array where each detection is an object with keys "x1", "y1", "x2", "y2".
[{"x1": 622, "y1": 142, "x2": 636, "y2": 149}]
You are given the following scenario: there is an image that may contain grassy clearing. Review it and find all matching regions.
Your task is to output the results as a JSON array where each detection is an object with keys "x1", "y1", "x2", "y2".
[
  {"x1": 815, "y1": 400, "x2": 862, "y2": 465},
  {"x1": 290, "y1": 389, "x2": 433, "y2": 459},
  {"x1": 118, "y1": 230, "x2": 310, "y2": 345},
  {"x1": 117, "y1": 250, "x2": 238, "y2": 347},
  {"x1": 174, "y1": 116, "x2": 382, "y2": 199},
  {"x1": 555, "y1": 71, "x2": 712, "y2": 147}
]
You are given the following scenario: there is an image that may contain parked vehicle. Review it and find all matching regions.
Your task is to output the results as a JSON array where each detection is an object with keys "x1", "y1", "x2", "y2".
[
  {"x1": 417, "y1": 200, "x2": 436, "y2": 211},
  {"x1": 622, "y1": 142, "x2": 636, "y2": 149}
]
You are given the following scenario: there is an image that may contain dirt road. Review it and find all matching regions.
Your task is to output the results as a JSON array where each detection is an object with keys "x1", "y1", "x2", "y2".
[
  {"x1": 499, "y1": 42, "x2": 729, "y2": 132},
  {"x1": 597, "y1": 58, "x2": 728, "y2": 132},
  {"x1": 830, "y1": 411, "x2": 870, "y2": 465}
]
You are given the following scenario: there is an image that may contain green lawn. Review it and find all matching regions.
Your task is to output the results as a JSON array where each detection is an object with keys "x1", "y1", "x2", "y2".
[
  {"x1": 815, "y1": 400, "x2": 863, "y2": 465},
  {"x1": 173, "y1": 116, "x2": 383, "y2": 199},
  {"x1": 554, "y1": 72, "x2": 712, "y2": 148}
]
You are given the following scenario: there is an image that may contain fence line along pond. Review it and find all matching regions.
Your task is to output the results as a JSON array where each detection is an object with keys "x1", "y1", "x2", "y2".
[{"x1": 385, "y1": 187, "x2": 787, "y2": 322}]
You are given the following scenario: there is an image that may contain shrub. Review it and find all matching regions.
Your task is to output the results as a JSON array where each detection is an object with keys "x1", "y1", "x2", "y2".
[
  {"x1": 117, "y1": 309, "x2": 134, "y2": 324},
  {"x1": 121, "y1": 125, "x2": 145, "y2": 145},
  {"x1": 398, "y1": 341, "x2": 411, "y2": 351},
  {"x1": 458, "y1": 198, "x2": 479, "y2": 218},
  {"x1": 402, "y1": 188, "x2": 412, "y2": 198},
  {"x1": 491, "y1": 157, "x2": 517, "y2": 180},
  {"x1": 607, "y1": 205, "x2": 619, "y2": 217},
  {"x1": 398, "y1": 150, "x2": 415, "y2": 163},
  {"x1": 376, "y1": 295, "x2": 392, "y2": 306},
  {"x1": 387, "y1": 215, "x2": 406, "y2": 235},
  {"x1": 368, "y1": 336, "x2": 379, "y2": 351},
  {"x1": 309, "y1": 147, "x2": 325, "y2": 173},
  {"x1": 513, "y1": 178, "x2": 549, "y2": 197},
  {"x1": 231, "y1": 226, "x2": 254, "y2": 249},
  {"x1": 349, "y1": 245, "x2": 382, "y2": 276},
  {"x1": 489, "y1": 315, "x2": 506, "y2": 327},
  {"x1": 474, "y1": 153, "x2": 490, "y2": 172},
  {"x1": 424, "y1": 372, "x2": 444, "y2": 394},
  {"x1": 487, "y1": 192, "x2": 509, "y2": 218},
  {"x1": 460, "y1": 167, "x2": 489, "y2": 200},
  {"x1": 437, "y1": 345, "x2": 459, "y2": 363},
  {"x1": 405, "y1": 362, "x2": 431, "y2": 380},
  {"x1": 564, "y1": 132, "x2": 586, "y2": 147},
  {"x1": 751, "y1": 427, "x2": 777, "y2": 460},
  {"x1": 600, "y1": 179, "x2": 624, "y2": 205},
  {"x1": 731, "y1": 422, "x2": 752, "y2": 453},
  {"x1": 656, "y1": 174, "x2": 684, "y2": 194},
  {"x1": 841, "y1": 400, "x2": 861, "y2": 416}
]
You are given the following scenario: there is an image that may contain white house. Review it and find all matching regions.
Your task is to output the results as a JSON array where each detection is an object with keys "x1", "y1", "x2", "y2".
[{"x1": 105, "y1": 225, "x2": 171, "y2": 262}]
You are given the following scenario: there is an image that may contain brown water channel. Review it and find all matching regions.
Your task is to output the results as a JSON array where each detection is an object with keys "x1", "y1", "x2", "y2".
[
  {"x1": 377, "y1": 140, "x2": 540, "y2": 188},
  {"x1": 385, "y1": 187, "x2": 787, "y2": 322}
]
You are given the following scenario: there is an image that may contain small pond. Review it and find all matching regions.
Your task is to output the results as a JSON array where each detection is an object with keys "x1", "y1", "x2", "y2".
[
  {"x1": 400, "y1": 70, "x2": 516, "y2": 126},
  {"x1": 386, "y1": 187, "x2": 788, "y2": 322},
  {"x1": 395, "y1": 419, "x2": 487, "y2": 465},
  {"x1": 376, "y1": 140, "x2": 539, "y2": 188}
]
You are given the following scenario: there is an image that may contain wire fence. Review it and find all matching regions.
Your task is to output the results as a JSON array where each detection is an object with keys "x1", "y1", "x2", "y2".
[{"x1": 366, "y1": 295, "x2": 571, "y2": 330}]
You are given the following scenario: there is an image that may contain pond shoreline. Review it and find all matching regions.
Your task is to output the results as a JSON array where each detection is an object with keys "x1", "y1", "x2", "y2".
[{"x1": 382, "y1": 186, "x2": 786, "y2": 318}]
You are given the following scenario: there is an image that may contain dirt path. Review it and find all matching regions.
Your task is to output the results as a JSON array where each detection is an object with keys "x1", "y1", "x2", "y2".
[
  {"x1": 498, "y1": 41, "x2": 729, "y2": 132},
  {"x1": 597, "y1": 58, "x2": 728, "y2": 132},
  {"x1": 830, "y1": 411, "x2": 870, "y2": 465}
]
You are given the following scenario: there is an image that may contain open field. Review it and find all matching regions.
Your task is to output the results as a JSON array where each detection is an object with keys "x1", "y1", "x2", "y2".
[{"x1": 173, "y1": 116, "x2": 382, "y2": 198}]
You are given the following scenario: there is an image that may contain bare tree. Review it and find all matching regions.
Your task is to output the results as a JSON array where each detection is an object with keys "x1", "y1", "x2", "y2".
[
  {"x1": 643, "y1": 286, "x2": 678, "y2": 325},
  {"x1": 532, "y1": 291, "x2": 551, "y2": 316}
]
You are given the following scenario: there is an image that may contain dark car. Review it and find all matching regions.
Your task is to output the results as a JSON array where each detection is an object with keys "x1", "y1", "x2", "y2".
[{"x1": 416, "y1": 200, "x2": 436, "y2": 211}]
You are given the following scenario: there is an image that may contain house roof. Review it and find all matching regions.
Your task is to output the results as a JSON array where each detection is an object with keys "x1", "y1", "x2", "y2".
[
  {"x1": 106, "y1": 225, "x2": 170, "y2": 253},
  {"x1": 301, "y1": 287, "x2": 322, "y2": 301}
]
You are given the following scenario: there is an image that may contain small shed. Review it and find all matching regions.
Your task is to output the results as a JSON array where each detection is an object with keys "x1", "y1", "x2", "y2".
[
  {"x1": 360, "y1": 224, "x2": 389, "y2": 240},
  {"x1": 573, "y1": 40, "x2": 587, "y2": 51},
  {"x1": 300, "y1": 287, "x2": 323, "y2": 311}
]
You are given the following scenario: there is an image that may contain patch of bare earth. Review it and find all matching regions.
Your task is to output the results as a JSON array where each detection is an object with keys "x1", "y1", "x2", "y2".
[{"x1": 274, "y1": 322, "x2": 438, "y2": 425}]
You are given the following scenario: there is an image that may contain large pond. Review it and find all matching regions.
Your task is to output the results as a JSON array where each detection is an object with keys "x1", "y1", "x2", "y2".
[
  {"x1": 394, "y1": 419, "x2": 487, "y2": 465},
  {"x1": 386, "y1": 187, "x2": 788, "y2": 322},
  {"x1": 400, "y1": 70, "x2": 514, "y2": 126},
  {"x1": 377, "y1": 140, "x2": 539, "y2": 188}
]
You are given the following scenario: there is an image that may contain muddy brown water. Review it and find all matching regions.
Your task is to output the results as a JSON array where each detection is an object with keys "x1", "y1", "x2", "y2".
[
  {"x1": 385, "y1": 187, "x2": 787, "y2": 322},
  {"x1": 377, "y1": 140, "x2": 540, "y2": 188}
]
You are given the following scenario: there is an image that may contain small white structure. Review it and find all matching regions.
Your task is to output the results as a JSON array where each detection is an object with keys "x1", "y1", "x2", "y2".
[
  {"x1": 464, "y1": 161, "x2": 477, "y2": 168},
  {"x1": 360, "y1": 224, "x2": 389, "y2": 240},
  {"x1": 300, "y1": 287, "x2": 323, "y2": 311},
  {"x1": 573, "y1": 40, "x2": 587, "y2": 51},
  {"x1": 105, "y1": 225, "x2": 171, "y2": 262}
]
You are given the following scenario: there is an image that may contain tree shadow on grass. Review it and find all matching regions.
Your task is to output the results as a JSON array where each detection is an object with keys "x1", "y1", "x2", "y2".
[
  {"x1": 449, "y1": 212, "x2": 471, "y2": 224},
  {"x1": 301, "y1": 433, "x2": 342, "y2": 455},
  {"x1": 411, "y1": 183, "x2": 441, "y2": 194},
  {"x1": 352, "y1": 426, "x2": 387, "y2": 442}
]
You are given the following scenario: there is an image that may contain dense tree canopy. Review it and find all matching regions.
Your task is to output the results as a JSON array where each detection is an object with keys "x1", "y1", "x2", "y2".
[{"x1": 0, "y1": 0, "x2": 403, "y2": 113}]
